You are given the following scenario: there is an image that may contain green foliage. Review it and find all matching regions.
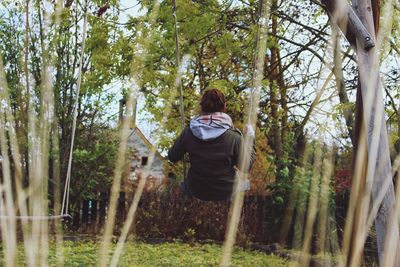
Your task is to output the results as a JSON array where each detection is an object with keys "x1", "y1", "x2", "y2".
[
  {"x1": 183, "y1": 228, "x2": 196, "y2": 243},
  {"x1": 72, "y1": 127, "x2": 119, "y2": 200},
  {"x1": 123, "y1": 0, "x2": 262, "y2": 153},
  {"x1": 0, "y1": 1, "x2": 130, "y2": 205},
  {"x1": 84, "y1": 16, "x2": 114, "y2": 92}
]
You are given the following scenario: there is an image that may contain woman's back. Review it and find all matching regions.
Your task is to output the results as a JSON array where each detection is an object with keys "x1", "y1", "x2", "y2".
[{"x1": 168, "y1": 125, "x2": 242, "y2": 201}]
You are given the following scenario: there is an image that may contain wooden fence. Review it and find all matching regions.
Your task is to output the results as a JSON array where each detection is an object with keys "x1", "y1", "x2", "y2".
[{"x1": 66, "y1": 191, "x2": 276, "y2": 244}]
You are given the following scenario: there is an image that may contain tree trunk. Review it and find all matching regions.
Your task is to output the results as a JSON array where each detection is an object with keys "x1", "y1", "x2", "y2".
[
  {"x1": 278, "y1": 56, "x2": 288, "y2": 152},
  {"x1": 91, "y1": 200, "x2": 97, "y2": 225},
  {"x1": 268, "y1": 0, "x2": 283, "y2": 169},
  {"x1": 72, "y1": 201, "x2": 81, "y2": 230},
  {"x1": 117, "y1": 192, "x2": 126, "y2": 225},
  {"x1": 82, "y1": 200, "x2": 89, "y2": 225},
  {"x1": 98, "y1": 192, "x2": 107, "y2": 226}
]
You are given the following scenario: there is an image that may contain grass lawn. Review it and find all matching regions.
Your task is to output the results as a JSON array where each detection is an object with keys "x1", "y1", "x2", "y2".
[{"x1": 8, "y1": 240, "x2": 291, "y2": 266}]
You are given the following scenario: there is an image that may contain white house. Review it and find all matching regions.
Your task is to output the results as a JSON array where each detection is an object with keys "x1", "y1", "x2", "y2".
[
  {"x1": 119, "y1": 98, "x2": 166, "y2": 191},
  {"x1": 127, "y1": 126, "x2": 165, "y2": 182}
]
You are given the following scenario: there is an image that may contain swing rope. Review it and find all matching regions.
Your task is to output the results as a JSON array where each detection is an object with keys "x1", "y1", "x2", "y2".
[
  {"x1": 61, "y1": 4, "x2": 88, "y2": 218},
  {"x1": 172, "y1": 0, "x2": 187, "y2": 178}
]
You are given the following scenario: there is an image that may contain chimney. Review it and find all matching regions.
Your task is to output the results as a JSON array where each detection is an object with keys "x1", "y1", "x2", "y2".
[{"x1": 118, "y1": 96, "x2": 137, "y2": 129}]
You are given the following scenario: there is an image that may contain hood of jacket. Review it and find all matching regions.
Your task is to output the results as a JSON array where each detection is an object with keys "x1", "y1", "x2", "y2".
[{"x1": 189, "y1": 112, "x2": 233, "y2": 141}]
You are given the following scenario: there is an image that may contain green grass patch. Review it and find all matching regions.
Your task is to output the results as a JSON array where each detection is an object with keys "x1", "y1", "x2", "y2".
[{"x1": 5, "y1": 240, "x2": 290, "y2": 266}]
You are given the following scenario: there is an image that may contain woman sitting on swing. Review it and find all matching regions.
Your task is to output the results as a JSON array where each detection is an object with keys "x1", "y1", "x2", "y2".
[{"x1": 168, "y1": 88, "x2": 255, "y2": 201}]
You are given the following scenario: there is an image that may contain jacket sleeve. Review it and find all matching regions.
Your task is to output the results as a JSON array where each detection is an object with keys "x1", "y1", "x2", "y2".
[
  {"x1": 168, "y1": 128, "x2": 187, "y2": 163},
  {"x1": 234, "y1": 135, "x2": 256, "y2": 173}
]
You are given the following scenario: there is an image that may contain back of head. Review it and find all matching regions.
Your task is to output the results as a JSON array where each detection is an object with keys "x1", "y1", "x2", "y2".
[{"x1": 200, "y1": 88, "x2": 226, "y2": 114}]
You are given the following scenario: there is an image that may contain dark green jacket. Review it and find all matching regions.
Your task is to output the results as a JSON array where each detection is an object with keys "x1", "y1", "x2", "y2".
[{"x1": 168, "y1": 126, "x2": 255, "y2": 201}]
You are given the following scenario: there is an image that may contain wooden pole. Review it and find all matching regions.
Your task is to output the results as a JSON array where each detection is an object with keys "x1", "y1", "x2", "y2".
[
  {"x1": 321, "y1": 0, "x2": 375, "y2": 49},
  {"x1": 352, "y1": 0, "x2": 400, "y2": 265},
  {"x1": 321, "y1": 0, "x2": 399, "y2": 264}
]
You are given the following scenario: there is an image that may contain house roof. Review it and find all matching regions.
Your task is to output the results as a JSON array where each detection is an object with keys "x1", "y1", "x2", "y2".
[{"x1": 130, "y1": 126, "x2": 165, "y2": 161}]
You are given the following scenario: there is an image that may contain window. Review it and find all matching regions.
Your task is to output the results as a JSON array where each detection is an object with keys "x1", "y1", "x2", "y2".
[{"x1": 141, "y1": 156, "x2": 148, "y2": 166}]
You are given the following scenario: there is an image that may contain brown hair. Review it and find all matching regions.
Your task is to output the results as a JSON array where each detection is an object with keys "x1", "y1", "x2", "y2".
[{"x1": 200, "y1": 88, "x2": 226, "y2": 113}]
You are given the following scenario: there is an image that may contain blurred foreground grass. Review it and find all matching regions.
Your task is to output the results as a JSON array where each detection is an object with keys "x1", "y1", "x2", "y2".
[{"x1": 2, "y1": 241, "x2": 290, "y2": 266}]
